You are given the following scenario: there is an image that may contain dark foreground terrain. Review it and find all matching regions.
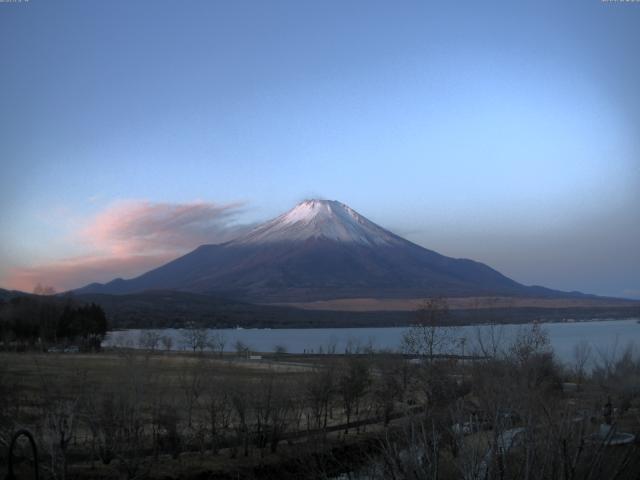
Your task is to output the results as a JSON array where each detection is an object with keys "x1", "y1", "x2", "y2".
[{"x1": 2, "y1": 322, "x2": 640, "y2": 479}]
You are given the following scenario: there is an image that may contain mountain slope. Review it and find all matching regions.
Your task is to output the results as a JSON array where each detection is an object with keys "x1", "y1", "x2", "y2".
[
  {"x1": 0, "y1": 288, "x2": 36, "y2": 302},
  {"x1": 75, "y1": 199, "x2": 584, "y2": 302}
]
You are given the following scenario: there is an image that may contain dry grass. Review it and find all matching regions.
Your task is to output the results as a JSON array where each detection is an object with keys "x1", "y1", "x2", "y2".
[
  {"x1": 272, "y1": 296, "x2": 640, "y2": 312},
  {"x1": 0, "y1": 350, "x2": 315, "y2": 402}
]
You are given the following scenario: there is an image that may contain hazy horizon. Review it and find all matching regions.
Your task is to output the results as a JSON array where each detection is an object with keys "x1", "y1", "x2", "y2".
[{"x1": 1, "y1": 1, "x2": 639, "y2": 298}]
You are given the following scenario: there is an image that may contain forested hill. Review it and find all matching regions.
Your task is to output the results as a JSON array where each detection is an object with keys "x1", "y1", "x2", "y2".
[
  {"x1": 0, "y1": 288, "x2": 29, "y2": 302},
  {"x1": 2, "y1": 288, "x2": 638, "y2": 330},
  {"x1": 75, "y1": 290, "x2": 640, "y2": 329},
  {"x1": 73, "y1": 290, "x2": 411, "y2": 329}
]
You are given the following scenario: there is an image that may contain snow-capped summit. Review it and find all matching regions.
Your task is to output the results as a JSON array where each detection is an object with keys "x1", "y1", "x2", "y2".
[{"x1": 232, "y1": 199, "x2": 404, "y2": 246}]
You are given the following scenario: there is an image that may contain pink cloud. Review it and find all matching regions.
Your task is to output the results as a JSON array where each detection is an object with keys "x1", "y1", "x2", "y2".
[
  {"x1": 4, "y1": 200, "x2": 250, "y2": 292},
  {"x1": 82, "y1": 200, "x2": 248, "y2": 255},
  {"x1": 6, "y1": 254, "x2": 176, "y2": 293}
]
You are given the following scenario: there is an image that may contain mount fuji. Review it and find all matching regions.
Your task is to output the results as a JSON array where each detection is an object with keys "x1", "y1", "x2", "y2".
[{"x1": 76, "y1": 199, "x2": 580, "y2": 302}]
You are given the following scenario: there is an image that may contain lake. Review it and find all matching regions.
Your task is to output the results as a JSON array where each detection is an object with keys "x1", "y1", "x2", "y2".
[{"x1": 104, "y1": 318, "x2": 640, "y2": 366}]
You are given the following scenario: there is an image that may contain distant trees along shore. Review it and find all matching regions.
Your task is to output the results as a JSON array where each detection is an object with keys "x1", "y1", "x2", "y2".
[{"x1": 0, "y1": 295, "x2": 108, "y2": 351}]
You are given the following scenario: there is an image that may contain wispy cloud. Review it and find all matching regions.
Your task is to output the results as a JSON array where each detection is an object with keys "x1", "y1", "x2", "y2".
[
  {"x1": 81, "y1": 200, "x2": 248, "y2": 256},
  {"x1": 5, "y1": 200, "x2": 251, "y2": 292}
]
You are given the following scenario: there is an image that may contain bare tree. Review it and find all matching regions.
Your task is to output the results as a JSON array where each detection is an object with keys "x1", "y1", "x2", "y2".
[
  {"x1": 177, "y1": 357, "x2": 206, "y2": 428},
  {"x1": 203, "y1": 375, "x2": 233, "y2": 455},
  {"x1": 229, "y1": 380, "x2": 251, "y2": 458},
  {"x1": 83, "y1": 353, "x2": 153, "y2": 478},
  {"x1": 150, "y1": 400, "x2": 181, "y2": 460},
  {"x1": 509, "y1": 322, "x2": 551, "y2": 362},
  {"x1": 402, "y1": 297, "x2": 454, "y2": 362},
  {"x1": 112, "y1": 354, "x2": 154, "y2": 480},
  {"x1": 273, "y1": 344, "x2": 287, "y2": 359},
  {"x1": 326, "y1": 336, "x2": 338, "y2": 354},
  {"x1": 42, "y1": 398, "x2": 80, "y2": 480},
  {"x1": 474, "y1": 320, "x2": 506, "y2": 358},
  {"x1": 250, "y1": 373, "x2": 297, "y2": 455},
  {"x1": 137, "y1": 330, "x2": 161, "y2": 352},
  {"x1": 31, "y1": 358, "x2": 88, "y2": 480},
  {"x1": 572, "y1": 339, "x2": 592, "y2": 387},
  {"x1": 338, "y1": 357, "x2": 371, "y2": 434},
  {"x1": 208, "y1": 331, "x2": 226, "y2": 357},
  {"x1": 84, "y1": 390, "x2": 118, "y2": 466},
  {"x1": 373, "y1": 358, "x2": 403, "y2": 426},
  {"x1": 306, "y1": 364, "x2": 335, "y2": 433},
  {"x1": 234, "y1": 340, "x2": 250, "y2": 358},
  {"x1": 363, "y1": 416, "x2": 443, "y2": 480},
  {"x1": 160, "y1": 334, "x2": 173, "y2": 352},
  {"x1": 267, "y1": 378, "x2": 297, "y2": 453},
  {"x1": 180, "y1": 326, "x2": 209, "y2": 353},
  {"x1": 0, "y1": 363, "x2": 16, "y2": 451}
]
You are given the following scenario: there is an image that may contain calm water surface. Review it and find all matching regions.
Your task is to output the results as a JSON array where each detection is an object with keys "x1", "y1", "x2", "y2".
[{"x1": 104, "y1": 318, "x2": 640, "y2": 365}]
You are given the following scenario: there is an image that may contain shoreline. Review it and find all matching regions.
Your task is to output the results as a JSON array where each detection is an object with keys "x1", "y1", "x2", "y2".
[{"x1": 108, "y1": 315, "x2": 640, "y2": 332}]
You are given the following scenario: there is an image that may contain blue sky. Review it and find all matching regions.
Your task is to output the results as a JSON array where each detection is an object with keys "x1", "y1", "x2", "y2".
[{"x1": 0, "y1": 0, "x2": 639, "y2": 297}]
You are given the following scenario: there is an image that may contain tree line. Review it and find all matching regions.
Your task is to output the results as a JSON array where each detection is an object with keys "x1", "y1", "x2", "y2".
[{"x1": 0, "y1": 294, "x2": 108, "y2": 351}]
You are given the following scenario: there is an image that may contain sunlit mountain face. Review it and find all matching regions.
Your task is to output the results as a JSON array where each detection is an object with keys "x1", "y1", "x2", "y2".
[{"x1": 75, "y1": 199, "x2": 582, "y2": 302}]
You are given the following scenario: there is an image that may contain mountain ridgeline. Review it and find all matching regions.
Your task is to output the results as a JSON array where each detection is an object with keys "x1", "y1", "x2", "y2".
[{"x1": 75, "y1": 199, "x2": 586, "y2": 302}]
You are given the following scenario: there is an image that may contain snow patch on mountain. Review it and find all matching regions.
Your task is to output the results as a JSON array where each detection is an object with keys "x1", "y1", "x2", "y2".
[{"x1": 231, "y1": 199, "x2": 405, "y2": 246}]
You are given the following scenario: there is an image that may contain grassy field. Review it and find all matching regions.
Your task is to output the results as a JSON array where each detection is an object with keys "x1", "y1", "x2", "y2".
[
  {"x1": 0, "y1": 350, "x2": 401, "y2": 479},
  {"x1": 275, "y1": 295, "x2": 640, "y2": 312},
  {"x1": 2, "y1": 345, "x2": 640, "y2": 480}
]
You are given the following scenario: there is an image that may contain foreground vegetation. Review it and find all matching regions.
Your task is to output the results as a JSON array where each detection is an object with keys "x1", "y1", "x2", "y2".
[{"x1": 2, "y1": 317, "x2": 640, "y2": 479}]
